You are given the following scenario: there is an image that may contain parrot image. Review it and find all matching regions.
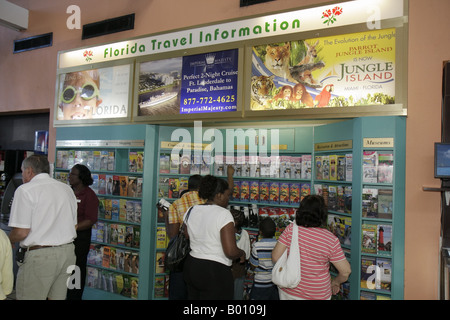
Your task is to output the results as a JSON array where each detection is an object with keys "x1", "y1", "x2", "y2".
[{"x1": 314, "y1": 84, "x2": 334, "y2": 107}]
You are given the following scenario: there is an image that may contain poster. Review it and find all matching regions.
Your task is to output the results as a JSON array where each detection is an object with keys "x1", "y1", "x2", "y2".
[
  {"x1": 180, "y1": 49, "x2": 238, "y2": 114},
  {"x1": 138, "y1": 49, "x2": 238, "y2": 117},
  {"x1": 138, "y1": 57, "x2": 182, "y2": 116},
  {"x1": 250, "y1": 28, "x2": 395, "y2": 110},
  {"x1": 57, "y1": 64, "x2": 130, "y2": 121}
]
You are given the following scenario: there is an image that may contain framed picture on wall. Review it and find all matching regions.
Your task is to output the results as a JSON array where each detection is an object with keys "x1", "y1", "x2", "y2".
[
  {"x1": 135, "y1": 48, "x2": 243, "y2": 122},
  {"x1": 54, "y1": 63, "x2": 133, "y2": 125},
  {"x1": 137, "y1": 57, "x2": 182, "y2": 117},
  {"x1": 248, "y1": 28, "x2": 398, "y2": 114}
]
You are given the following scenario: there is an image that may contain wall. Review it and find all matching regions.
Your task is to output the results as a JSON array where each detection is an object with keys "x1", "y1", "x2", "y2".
[
  {"x1": 405, "y1": 0, "x2": 449, "y2": 299},
  {"x1": 0, "y1": 0, "x2": 448, "y2": 299}
]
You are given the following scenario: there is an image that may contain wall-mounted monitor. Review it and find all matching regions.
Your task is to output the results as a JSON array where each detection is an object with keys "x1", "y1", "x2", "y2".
[
  {"x1": 435, "y1": 142, "x2": 450, "y2": 179},
  {"x1": 34, "y1": 130, "x2": 48, "y2": 154}
]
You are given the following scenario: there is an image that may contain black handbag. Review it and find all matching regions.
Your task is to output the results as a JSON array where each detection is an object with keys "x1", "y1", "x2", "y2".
[{"x1": 165, "y1": 206, "x2": 194, "y2": 272}]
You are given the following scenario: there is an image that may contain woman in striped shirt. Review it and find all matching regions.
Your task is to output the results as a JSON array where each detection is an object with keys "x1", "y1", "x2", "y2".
[{"x1": 272, "y1": 195, "x2": 351, "y2": 300}]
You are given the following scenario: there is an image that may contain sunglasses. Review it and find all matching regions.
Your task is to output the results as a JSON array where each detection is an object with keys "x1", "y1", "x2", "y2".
[{"x1": 60, "y1": 82, "x2": 99, "y2": 104}]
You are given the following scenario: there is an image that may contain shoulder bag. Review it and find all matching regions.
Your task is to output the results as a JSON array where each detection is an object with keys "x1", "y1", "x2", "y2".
[
  {"x1": 272, "y1": 221, "x2": 301, "y2": 288},
  {"x1": 165, "y1": 206, "x2": 194, "y2": 272}
]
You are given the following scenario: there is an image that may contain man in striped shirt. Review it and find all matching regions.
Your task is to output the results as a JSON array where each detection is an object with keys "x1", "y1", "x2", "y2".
[
  {"x1": 167, "y1": 175, "x2": 204, "y2": 239},
  {"x1": 249, "y1": 218, "x2": 279, "y2": 300}
]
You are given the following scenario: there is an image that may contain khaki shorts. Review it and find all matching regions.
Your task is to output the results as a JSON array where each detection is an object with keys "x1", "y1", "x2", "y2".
[{"x1": 16, "y1": 243, "x2": 76, "y2": 300}]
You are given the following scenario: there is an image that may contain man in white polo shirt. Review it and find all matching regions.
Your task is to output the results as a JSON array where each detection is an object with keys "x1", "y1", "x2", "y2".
[{"x1": 8, "y1": 154, "x2": 78, "y2": 300}]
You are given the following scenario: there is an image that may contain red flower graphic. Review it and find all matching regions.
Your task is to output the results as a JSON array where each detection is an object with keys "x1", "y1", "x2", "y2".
[
  {"x1": 322, "y1": 6, "x2": 343, "y2": 26},
  {"x1": 83, "y1": 50, "x2": 93, "y2": 62},
  {"x1": 333, "y1": 7, "x2": 343, "y2": 16},
  {"x1": 323, "y1": 9, "x2": 332, "y2": 18}
]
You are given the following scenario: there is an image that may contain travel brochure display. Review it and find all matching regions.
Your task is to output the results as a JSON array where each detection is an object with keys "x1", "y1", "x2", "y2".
[
  {"x1": 314, "y1": 154, "x2": 353, "y2": 181},
  {"x1": 55, "y1": 143, "x2": 144, "y2": 299},
  {"x1": 360, "y1": 256, "x2": 391, "y2": 295},
  {"x1": 250, "y1": 28, "x2": 395, "y2": 111},
  {"x1": 86, "y1": 267, "x2": 139, "y2": 299},
  {"x1": 138, "y1": 49, "x2": 238, "y2": 117},
  {"x1": 157, "y1": 138, "x2": 398, "y2": 300},
  {"x1": 52, "y1": 0, "x2": 406, "y2": 301},
  {"x1": 51, "y1": 117, "x2": 403, "y2": 300},
  {"x1": 361, "y1": 224, "x2": 392, "y2": 255},
  {"x1": 363, "y1": 151, "x2": 394, "y2": 184},
  {"x1": 360, "y1": 148, "x2": 394, "y2": 300}
]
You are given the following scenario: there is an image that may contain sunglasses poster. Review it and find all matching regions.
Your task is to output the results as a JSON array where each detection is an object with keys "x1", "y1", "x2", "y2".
[
  {"x1": 250, "y1": 28, "x2": 395, "y2": 111},
  {"x1": 57, "y1": 64, "x2": 131, "y2": 121}
]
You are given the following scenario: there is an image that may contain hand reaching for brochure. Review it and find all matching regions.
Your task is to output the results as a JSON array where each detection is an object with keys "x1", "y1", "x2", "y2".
[{"x1": 227, "y1": 164, "x2": 235, "y2": 177}]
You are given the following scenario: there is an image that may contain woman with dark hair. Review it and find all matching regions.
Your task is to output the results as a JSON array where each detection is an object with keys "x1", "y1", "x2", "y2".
[
  {"x1": 183, "y1": 174, "x2": 246, "y2": 300},
  {"x1": 67, "y1": 164, "x2": 99, "y2": 300},
  {"x1": 272, "y1": 195, "x2": 351, "y2": 300}
]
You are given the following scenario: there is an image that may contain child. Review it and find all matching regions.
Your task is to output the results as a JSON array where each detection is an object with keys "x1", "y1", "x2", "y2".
[
  {"x1": 58, "y1": 70, "x2": 102, "y2": 120},
  {"x1": 230, "y1": 208, "x2": 251, "y2": 300},
  {"x1": 249, "y1": 217, "x2": 279, "y2": 300}
]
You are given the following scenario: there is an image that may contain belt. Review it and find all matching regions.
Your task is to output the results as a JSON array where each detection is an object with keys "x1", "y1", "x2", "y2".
[
  {"x1": 24, "y1": 242, "x2": 73, "y2": 251},
  {"x1": 27, "y1": 245, "x2": 54, "y2": 251}
]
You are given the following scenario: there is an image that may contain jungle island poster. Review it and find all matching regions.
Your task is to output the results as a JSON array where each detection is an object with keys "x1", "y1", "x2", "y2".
[{"x1": 250, "y1": 28, "x2": 395, "y2": 110}]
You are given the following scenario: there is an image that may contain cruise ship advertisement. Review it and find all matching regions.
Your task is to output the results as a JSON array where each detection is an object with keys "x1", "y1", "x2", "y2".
[
  {"x1": 138, "y1": 49, "x2": 238, "y2": 116},
  {"x1": 138, "y1": 57, "x2": 182, "y2": 117},
  {"x1": 180, "y1": 49, "x2": 238, "y2": 115}
]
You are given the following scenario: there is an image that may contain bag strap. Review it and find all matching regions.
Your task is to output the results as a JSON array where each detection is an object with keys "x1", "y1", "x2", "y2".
[
  {"x1": 291, "y1": 221, "x2": 298, "y2": 246},
  {"x1": 179, "y1": 206, "x2": 194, "y2": 231},
  {"x1": 289, "y1": 221, "x2": 299, "y2": 254},
  {"x1": 184, "y1": 206, "x2": 194, "y2": 222}
]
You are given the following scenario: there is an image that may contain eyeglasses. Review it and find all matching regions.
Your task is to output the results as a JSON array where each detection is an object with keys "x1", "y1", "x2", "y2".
[{"x1": 60, "y1": 82, "x2": 99, "y2": 104}]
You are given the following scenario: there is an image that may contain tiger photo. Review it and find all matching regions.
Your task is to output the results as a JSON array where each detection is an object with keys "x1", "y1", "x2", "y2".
[{"x1": 250, "y1": 75, "x2": 275, "y2": 110}]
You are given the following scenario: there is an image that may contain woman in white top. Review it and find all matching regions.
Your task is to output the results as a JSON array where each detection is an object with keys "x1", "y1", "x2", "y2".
[{"x1": 183, "y1": 175, "x2": 245, "y2": 300}]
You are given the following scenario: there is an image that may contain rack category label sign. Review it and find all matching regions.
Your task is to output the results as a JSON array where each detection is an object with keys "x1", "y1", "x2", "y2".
[
  {"x1": 363, "y1": 138, "x2": 394, "y2": 148},
  {"x1": 314, "y1": 140, "x2": 353, "y2": 151},
  {"x1": 160, "y1": 141, "x2": 212, "y2": 150}
]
